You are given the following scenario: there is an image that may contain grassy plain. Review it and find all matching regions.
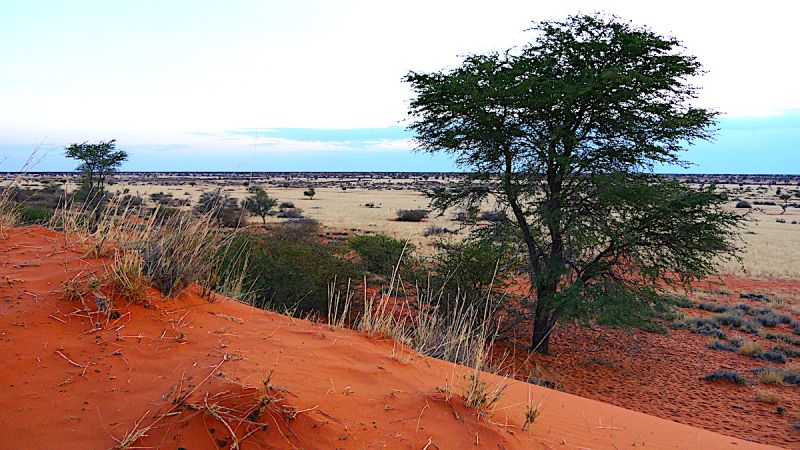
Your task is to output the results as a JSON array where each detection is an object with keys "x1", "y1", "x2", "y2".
[{"x1": 4, "y1": 173, "x2": 800, "y2": 278}]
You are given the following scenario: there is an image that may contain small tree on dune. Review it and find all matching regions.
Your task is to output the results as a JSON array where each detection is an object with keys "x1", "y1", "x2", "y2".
[
  {"x1": 304, "y1": 186, "x2": 316, "y2": 200},
  {"x1": 65, "y1": 140, "x2": 128, "y2": 198},
  {"x1": 244, "y1": 187, "x2": 278, "y2": 224},
  {"x1": 405, "y1": 14, "x2": 744, "y2": 353}
]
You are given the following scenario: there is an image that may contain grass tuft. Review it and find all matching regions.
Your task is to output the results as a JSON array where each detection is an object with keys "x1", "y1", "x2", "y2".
[
  {"x1": 110, "y1": 250, "x2": 148, "y2": 304},
  {"x1": 738, "y1": 340, "x2": 762, "y2": 357},
  {"x1": 755, "y1": 390, "x2": 781, "y2": 404},
  {"x1": 757, "y1": 368, "x2": 785, "y2": 385}
]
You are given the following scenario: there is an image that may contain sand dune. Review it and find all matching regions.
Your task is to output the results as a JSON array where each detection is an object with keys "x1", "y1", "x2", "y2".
[{"x1": 0, "y1": 226, "x2": 771, "y2": 449}]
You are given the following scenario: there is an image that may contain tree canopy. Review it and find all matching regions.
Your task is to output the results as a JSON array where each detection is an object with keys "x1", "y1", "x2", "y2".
[
  {"x1": 244, "y1": 187, "x2": 278, "y2": 224},
  {"x1": 404, "y1": 14, "x2": 744, "y2": 353},
  {"x1": 65, "y1": 140, "x2": 127, "y2": 196}
]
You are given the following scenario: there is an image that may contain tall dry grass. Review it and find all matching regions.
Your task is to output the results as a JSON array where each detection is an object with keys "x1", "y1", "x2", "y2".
[
  {"x1": 350, "y1": 247, "x2": 504, "y2": 368},
  {"x1": 0, "y1": 184, "x2": 19, "y2": 235},
  {"x1": 0, "y1": 149, "x2": 43, "y2": 235},
  {"x1": 55, "y1": 195, "x2": 241, "y2": 298}
]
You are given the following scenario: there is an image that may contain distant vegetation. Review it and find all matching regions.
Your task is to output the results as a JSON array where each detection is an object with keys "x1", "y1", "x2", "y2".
[{"x1": 396, "y1": 209, "x2": 428, "y2": 222}]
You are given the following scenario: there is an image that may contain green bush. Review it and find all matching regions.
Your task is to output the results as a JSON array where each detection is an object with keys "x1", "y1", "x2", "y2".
[
  {"x1": 427, "y1": 237, "x2": 517, "y2": 307},
  {"x1": 218, "y1": 230, "x2": 362, "y2": 315},
  {"x1": 271, "y1": 218, "x2": 320, "y2": 242},
  {"x1": 349, "y1": 234, "x2": 411, "y2": 277},
  {"x1": 18, "y1": 205, "x2": 53, "y2": 224}
]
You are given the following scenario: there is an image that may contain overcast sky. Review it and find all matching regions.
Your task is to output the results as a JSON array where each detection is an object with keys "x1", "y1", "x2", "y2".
[{"x1": 1, "y1": 0, "x2": 798, "y2": 172}]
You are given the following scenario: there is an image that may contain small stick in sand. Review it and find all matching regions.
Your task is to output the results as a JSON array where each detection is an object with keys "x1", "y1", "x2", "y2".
[{"x1": 55, "y1": 350, "x2": 85, "y2": 368}]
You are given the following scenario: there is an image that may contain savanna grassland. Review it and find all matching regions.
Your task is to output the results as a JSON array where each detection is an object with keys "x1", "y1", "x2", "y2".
[{"x1": 5, "y1": 171, "x2": 799, "y2": 276}]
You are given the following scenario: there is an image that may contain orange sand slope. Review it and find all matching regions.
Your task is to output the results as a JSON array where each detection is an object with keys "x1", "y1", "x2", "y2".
[{"x1": 0, "y1": 227, "x2": 771, "y2": 449}]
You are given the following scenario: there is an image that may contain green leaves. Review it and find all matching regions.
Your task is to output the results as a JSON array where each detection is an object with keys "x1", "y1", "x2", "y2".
[
  {"x1": 405, "y1": 14, "x2": 742, "y2": 352},
  {"x1": 244, "y1": 187, "x2": 278, "y2": 224},
  {"x1": 65, "y1": 139, "x2": 127, "y2": 195}
]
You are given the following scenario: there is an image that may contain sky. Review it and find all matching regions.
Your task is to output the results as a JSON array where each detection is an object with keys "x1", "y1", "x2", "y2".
[{"x1": 0, "y1": 0, "x2": 798, "y2": 173}]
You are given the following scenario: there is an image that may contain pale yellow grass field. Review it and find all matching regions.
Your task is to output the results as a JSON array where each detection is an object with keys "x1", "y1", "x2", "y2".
[
  {"x1": 107, "y1": 183, "x2": 474, "y2": 251},
  {"x1": 6, "y1": 176, "x2": 800, "y2": 279},
  {"x1": 718, "y1": 205, "x2": 800, "y2": 279},
  {"x1": 111, "y1": 181, "x2": 800, "y2": 279}
]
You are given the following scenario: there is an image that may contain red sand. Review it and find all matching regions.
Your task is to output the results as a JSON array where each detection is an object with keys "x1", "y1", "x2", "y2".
[
  {"x1": 0, "y1": 226, "x2": 774, "y2": 449},
  {"x1": 502, "y1": 277, "x2": 800, "y2": 448}
]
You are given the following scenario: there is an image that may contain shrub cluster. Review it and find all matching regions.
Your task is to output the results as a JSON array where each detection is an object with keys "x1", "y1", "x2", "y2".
[
  {"x1": 673, "y1": 317, "x2": 725, "y2": 339},
  {"x1": 216, "y1": 226, "x2": 362, "y2": 315},
  {"x1": 18, "y1": 205, "x2": 53, "y2": 224},
  {"x1": 396, "y1": 209, "x2": 428, "y2": 222},
  {"x1": 349, "y1": 234, "x2": 410, "y2": 277},
  {"x1": 703, "y1": 370, "x2": 749, "y2": 385}
]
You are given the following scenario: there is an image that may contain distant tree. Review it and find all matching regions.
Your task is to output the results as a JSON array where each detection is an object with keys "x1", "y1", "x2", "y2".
[
  {"x1": 779, "y1": 193, "x2": 792, "y2": 214},
  {"x1": 304, "y1": 186, "x2": 316, "y2": 199},
  {"x1": 244, "y1": 187, "x2": 278, "y2": 224},
  {"x1": 65, "y1": 140, "x2": 127, "y2": 197},
  {"x1": 405, "y1": 14, "x2": 744, "y2": 353}
]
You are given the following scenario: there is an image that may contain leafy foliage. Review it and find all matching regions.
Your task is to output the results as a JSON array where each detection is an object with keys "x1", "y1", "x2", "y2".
[
  {"x1": 65, "y1": 140, "x2": 127, "y2": 196},
  {"x1": 217, "y1": 229, "x2": 362, "y2": 315},
  {"x1": 18, "y1": 205, "x2": 53, "y2": 225},
  {"x1": 244, "y1": 187, "x2": 278, "y2": 224},
  {"x1": 427, "y1": 237, "x2": 519, "y2": 309},
  {"x1": 404, "y1": 14, "x2": 743, "y2": 353},
  {"x1": 349, "y1": 234, "x2": 411, "y2": 277}
]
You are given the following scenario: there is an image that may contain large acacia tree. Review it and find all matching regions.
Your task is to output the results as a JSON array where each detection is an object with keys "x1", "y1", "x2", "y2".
[{"x1": 404, "y1": 14, "x2": 743, "y2": 353}]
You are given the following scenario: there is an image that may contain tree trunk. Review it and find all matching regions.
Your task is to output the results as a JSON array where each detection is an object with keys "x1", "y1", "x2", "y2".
[
  {"x1": 531, "y1": 312, "x2": 552, "y2": 354},
  {"x1": 531, "y1": 283, "x2": 555, "y2": 354}
]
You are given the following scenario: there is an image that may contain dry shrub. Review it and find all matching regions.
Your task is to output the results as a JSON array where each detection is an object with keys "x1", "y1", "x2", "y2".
[
  {"x1": 132, "y1": 210, "x2": 223, "y2": 297},
  {"x1": 326, "y1": 277, "x2": 353, "y2": 329},
  {"x1": 0, "y1": 187, "x2": 19, "y2": 234},
  {"x1": 56, "y1": 196, "x2": 238, "y2": 299},
  {"x1": 0, "y1": 150, "x2": 41, "y2": 235},
  {"x1": 755, "y1": 390, "x2": 781, "y2": 404},
  {"x1": 62, "y1": 273, "x2": 106, "y2": 310},
  {"x1": 354, "y1": 249, "x2": 510, "y2": 414},
  {"x1": 355, "y1": 247, "x2": 503, "y2": 370},
  {"x1": 110, "y1": 250, "x2": 148, "y2": 304},
  {"x1": 463, "y1": 370, "x2": 507, "y2": 413},
  {"x1": 738, "y1": 340, "x2": 761, "y2": 356},
  {"x1": 758, "y1": 369, "x2": 785, "y2": 385},
  {"x1": 395, "y1": 209, "x2": 428, "y2": 222}
]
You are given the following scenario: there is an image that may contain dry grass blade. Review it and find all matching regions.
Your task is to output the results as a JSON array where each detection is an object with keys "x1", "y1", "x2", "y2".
[
  {"x1": 463, "y1": 369, "x2": 507, "y2": 414},
  {"x1": 110, "y1": 250, "x2": 148, "y2": 304},
  {"x1": 111, "y1": 410, "x2": 153, "y2": 449},
  {"x1": 522, "y1": 392, "x2": 542, "y2": 431}
]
